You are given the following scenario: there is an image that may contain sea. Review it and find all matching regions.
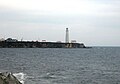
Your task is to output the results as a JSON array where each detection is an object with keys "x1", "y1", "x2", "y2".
[{"x1": 0, "y1": 47, "x2": 120, "y2": 84}]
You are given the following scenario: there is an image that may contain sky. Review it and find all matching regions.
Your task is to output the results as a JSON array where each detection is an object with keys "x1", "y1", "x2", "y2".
[{"x1": 0, "y1": 0, "x2": 120, "y2": 46}]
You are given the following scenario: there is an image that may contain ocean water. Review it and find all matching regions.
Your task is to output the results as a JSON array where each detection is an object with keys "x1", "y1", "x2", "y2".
[{"x1": 0, "y1": 47, "x2": 120, "y2": 84}]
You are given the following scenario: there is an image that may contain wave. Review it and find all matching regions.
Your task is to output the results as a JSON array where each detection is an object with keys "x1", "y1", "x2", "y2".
[{"x1": 13, "y1": 72, "x2": 26, "y2": 84}]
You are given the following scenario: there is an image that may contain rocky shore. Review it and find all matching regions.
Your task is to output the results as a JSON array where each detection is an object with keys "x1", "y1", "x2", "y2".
[
  {"x1": 0, "y1": 72, "x2": 22, "y2": 84},
  {"x1": 0, "y1": 41, "x2": 86, "y2": 48}
]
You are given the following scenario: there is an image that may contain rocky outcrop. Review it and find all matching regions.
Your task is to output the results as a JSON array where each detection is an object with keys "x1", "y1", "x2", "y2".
[{"x1": 0, "y1": 72, "x2": 22, "y2": 84}]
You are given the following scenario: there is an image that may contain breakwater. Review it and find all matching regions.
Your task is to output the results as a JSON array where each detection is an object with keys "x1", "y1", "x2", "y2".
[{"x1": 0, "y1": 41, "x2": 85, "y2": 48}]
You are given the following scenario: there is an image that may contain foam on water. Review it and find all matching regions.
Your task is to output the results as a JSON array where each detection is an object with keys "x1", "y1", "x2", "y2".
[{"x1": 13, "y1": 72, "x2": 26, "y2": 84}]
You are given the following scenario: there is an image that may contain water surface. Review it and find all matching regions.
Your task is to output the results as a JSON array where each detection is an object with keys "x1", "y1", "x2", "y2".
[{"x1": 0, "y1": 47, "x2": 120, "y2": 84}]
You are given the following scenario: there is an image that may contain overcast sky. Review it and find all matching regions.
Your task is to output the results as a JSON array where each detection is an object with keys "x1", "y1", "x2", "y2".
[{"x1": 0, "y1": 0, "x2": 120, "y2": 46}]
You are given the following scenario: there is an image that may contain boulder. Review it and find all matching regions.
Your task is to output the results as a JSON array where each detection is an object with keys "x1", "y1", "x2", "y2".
[{"x1": 0, "y1": 72, "x2": 22, "y2": 84}]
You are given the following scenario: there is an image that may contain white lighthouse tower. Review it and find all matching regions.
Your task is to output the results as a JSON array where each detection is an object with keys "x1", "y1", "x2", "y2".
[{"x1": 65, "y1": 28, "x2": 69, "y2": 43}]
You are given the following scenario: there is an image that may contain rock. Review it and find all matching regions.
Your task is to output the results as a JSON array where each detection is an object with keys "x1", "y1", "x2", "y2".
[
  {"x1": 0, "y1": 76, "x2": 5, "y2": 84},
  {"x1": 0, "y1": 72, "x2": 22, "y2": 84}
]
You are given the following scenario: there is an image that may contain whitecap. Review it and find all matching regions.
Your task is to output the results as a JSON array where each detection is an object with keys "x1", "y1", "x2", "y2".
[{"x1": 13, "y1": 72, "x2": 26, "y2": 84}]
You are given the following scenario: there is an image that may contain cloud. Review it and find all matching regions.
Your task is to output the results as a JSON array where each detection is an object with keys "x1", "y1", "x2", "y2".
[
  {"x1": 1, "y1": 0, "x2": 120, "y2": 16},
  {"x1": 0, "y1": 0, "x2": 120, "y2": 46}
]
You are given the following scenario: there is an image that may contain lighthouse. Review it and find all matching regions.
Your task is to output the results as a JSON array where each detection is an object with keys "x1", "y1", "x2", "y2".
[{"x1": 65, "y1": 28, "x2": 69, "y2": 43}]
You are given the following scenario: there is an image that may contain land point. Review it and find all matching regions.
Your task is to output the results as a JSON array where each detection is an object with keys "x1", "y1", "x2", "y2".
[
  {"x1": 0, "y1": 28, "x2": 86, "y2": 48},
  {"x1": 0, "y1": 41, "x2": 86, "y2": 48}
]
